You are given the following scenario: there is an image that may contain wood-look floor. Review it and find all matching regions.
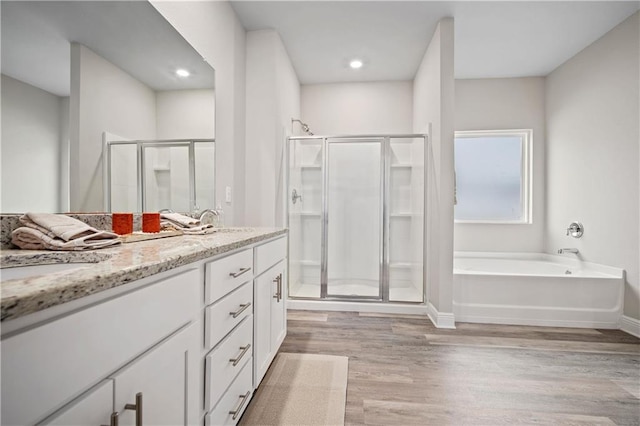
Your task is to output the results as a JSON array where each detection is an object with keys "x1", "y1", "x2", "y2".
[{"x1": 278, "y1": 310, "x2": 640, "y2": 426}]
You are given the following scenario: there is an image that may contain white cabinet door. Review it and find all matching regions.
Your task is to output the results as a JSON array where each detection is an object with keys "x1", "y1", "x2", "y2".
[
  {"x1": 253, "y1": 267, "x2": 275, "y2": 386},
  {"x1": 42, "y1": 380, "x2": 114, "y2": 426},
  {"x1": 254, "y1": 260, "x2": 287, "y2": 387},
  {"x1": 270, "y1": 261, "x2": 286, "y2": 356},
  {"x1": 112, "y1": 323, "x2": 199, "y2": 426}
]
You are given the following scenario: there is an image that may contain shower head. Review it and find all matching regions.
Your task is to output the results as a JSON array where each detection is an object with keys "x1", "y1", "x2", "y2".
[{"x1": 292, "y1": 118, "x2": 314, "y2": 136}]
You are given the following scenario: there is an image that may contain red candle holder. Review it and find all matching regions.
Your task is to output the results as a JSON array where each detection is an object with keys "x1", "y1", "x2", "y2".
[
  {"x1": 142, "y1": 213, "x2": 161, "y2": 233},
  {"x1": 112, "y1": 213, "x2": 133, "y2": 235}
]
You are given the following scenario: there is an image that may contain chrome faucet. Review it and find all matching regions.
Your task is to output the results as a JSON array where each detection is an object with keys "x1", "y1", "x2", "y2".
[
  {"x1": 198, "y1": 209, "x2": 219, "y2": 225},
  {"x1": 558, "y1": 248, "x2": 579, "y2": 254},
  {"x1": 158, "y1": 208, "x2": 173, "y2": 213}
]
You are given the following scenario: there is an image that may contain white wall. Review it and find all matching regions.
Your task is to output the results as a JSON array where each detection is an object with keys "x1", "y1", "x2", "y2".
[
  {"x1": 245, "y1": 29, "x2": 300, "y2": 227},
  {"x1": 1, "y1": 74, "x2": 65, "y2": 213},
  {"x1": 156, "y1": 90, "x2": 215, "y2": 139},
  {"x1": 413, "y1": 18, "x2": 456, "y2": 321},
  {"x1": 69, "y1": 43, "x2": 157, "y2": 212},
  {"x1": 546, "y1": 12, "x2": 640, "y2": 320},
  {"x1": 454, "y1": 77, "x2": 546, "y2": 252},
  {"x1": 151, "y1": 1, "x2": 246, "y2": 225},
  {"x1": 300, "y1": 81, "x2": 413, "y2": 135}
]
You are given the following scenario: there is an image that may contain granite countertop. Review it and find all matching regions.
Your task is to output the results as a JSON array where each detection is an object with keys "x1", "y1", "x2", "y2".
[{"x1": 0, "y1": 228, "x2": 287, "y2": 322}]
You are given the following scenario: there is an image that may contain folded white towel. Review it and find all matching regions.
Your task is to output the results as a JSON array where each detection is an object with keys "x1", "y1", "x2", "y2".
[
  {"x1": 12, "y1": 226, "x2": 121, "y2": 251},
  {"x1": 12, "y1": 213, "x2": 120, "y2": 251},
  {"x1": 160, "y1": 213, "x2": 200, "y2": 228},
  {"x1": 19, "y1": 213, "x2": 119, "y2": 242},
  {"x1": 160, "y1": 220, "x2": 215, "y2": 235}
]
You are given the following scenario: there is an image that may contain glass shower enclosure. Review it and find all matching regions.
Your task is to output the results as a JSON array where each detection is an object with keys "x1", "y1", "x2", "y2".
[
  {"x1": 103, "y1": 138, "x2": 215, "y2": 213},
  {"x1": 287, "y1": 135, "x2": 426, "y2": 303}
]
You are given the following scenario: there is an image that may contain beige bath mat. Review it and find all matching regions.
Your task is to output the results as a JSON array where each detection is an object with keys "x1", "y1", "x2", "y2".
[{"x1": 240, "y1": 353, "x2": 349, "y2": 426}]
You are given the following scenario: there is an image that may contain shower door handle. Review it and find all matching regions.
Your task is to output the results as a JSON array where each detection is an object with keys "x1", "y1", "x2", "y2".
[{"x1": 291, "y1": 189, "x2": 302, "y2": 204}]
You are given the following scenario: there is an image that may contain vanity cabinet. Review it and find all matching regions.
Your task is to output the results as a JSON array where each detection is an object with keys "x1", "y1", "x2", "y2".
[
  {"x1": 1, "y1": 267, "x2": 200, "y2": 426},
  {"x1": 44, "y1": 323, "x2": 198, "y2": 426},
  {"x1": 253, "y1": 238, "x2": 287, "y2": 387},
  {"x1": 1, "y1": 232, "x2": 288, "y2": 426}
]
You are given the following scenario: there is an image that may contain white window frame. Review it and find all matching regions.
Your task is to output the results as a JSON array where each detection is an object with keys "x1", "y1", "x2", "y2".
[{"x1": 454, "y1": 129, "x2": 532, "y2": 224}]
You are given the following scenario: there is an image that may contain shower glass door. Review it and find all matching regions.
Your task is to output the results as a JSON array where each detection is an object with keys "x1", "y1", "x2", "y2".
[{"x1": 326, "y1": 138, "x2": 383, "y2": 299}]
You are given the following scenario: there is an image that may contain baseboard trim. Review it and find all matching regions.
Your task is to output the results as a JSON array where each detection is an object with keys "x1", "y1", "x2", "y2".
[
  {"x1": 427, "y1": 302, "x2": 456, "y2": 329},
  {"x1": 620, "y1": 315, "x2": 640, "y2": 338},
  {"x1": 287, "y1": 299, "x2": 430, "y2": 316}
]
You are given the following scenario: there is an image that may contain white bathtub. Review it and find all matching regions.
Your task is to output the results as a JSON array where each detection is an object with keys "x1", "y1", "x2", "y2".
[{"x1": 453, "y1": 252, "x2": 625, "y2": 329}]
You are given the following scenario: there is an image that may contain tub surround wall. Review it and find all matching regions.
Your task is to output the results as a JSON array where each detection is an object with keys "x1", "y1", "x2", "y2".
[
  {"x1": 150, "y1": 1, "x2": 247, "y2": 226},
  {"x1": 545, "y1": 11, "x2": 640, "y2": 323},
  {"x1": 454, "y1": 77, "x2": 546, "y2": 253},
  {"x1": 413, "y1": 18, "x2": 456, "y2": 327},
  {"x1": 301, "y1": 81, "x2": 413, "y2": 135}
]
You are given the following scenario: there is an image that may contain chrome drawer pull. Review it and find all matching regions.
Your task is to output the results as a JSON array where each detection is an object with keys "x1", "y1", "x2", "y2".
[
  {"x1": 124, "y1": 392, "x2": 143, "y2": 426},
  {"x1": 229, "y1": 391, "x2": 251, "y2": 420},
  {"x1": 229, "y1": 344, "x2": 251, "y2": 366},
  {"x1": 229, "y1": 302, "x2": 251, "y2": 318},
  {"x1": 229, "y1": 267, "x2": 251, "y2": 278}
]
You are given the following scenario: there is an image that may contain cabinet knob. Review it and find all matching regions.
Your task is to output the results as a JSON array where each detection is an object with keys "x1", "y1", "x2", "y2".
[{"x1": 124, "y1": 392, "x2": 143, "y2": 426}]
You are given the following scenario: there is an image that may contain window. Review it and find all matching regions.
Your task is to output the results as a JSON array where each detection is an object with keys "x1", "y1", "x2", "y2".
[{"x1": 454, "y1": 129, "x2": 531, "y2": 223}]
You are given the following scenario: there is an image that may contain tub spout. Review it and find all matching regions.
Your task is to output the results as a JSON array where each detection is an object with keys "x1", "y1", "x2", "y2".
[{"x1": 558, "y1": 248, "x2": 579, "y2": 254}]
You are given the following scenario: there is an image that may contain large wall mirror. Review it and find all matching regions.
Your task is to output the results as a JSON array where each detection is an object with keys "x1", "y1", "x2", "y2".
[{"x1": 1, "y1": 1, "x2": 216, "y2": 214}]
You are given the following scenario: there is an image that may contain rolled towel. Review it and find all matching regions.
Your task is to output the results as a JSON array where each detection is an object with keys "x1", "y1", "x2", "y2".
[
  {"x1": 160, "y1": 213, "x2": 200, "y2": 228},
  {"x1": 12, "y1": 213, "x2": 120, "y2": 251}
]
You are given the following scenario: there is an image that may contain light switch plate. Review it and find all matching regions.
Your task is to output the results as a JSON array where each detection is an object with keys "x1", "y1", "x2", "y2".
[{"x1": 225, "y1": 186, "x2": 232, "y2": 203}]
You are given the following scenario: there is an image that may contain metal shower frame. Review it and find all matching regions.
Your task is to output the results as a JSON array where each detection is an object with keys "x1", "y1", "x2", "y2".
[{"x1": 285, "y1": 133, "x2": 428, "y2": 304}]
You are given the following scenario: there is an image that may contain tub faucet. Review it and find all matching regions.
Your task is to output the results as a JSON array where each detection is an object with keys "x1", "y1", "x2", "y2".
[{"x1": 558, "y1": 248, "x2": 579, "y2": 254}]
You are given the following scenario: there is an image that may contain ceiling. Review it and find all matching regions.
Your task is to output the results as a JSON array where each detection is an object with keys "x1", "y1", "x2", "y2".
[
  {"x1": 230, "y1": 1, "x2": 640, "y2": 84},
  {"x1": 1, "y1": 1, "x2": 216, "y2": 97}
]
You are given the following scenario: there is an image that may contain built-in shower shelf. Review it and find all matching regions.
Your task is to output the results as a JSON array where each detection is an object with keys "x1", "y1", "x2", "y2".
[
  {"x1": 391, "y1": 164, "x2": 412, "y2": 169},
  {"x1": 291, "y1": 211, "x2": 321, "y2": 217},
  {"x1": 390, "y1": 262, "x2": 417, "y2": 269},
  {"x1": 153, "y1": 167, "x2": 171, "y2": 172},
  {"x1": 296, "y1": 260, "x2": 320, "y2": 267},
  {"x1": 390, "y1": 212, "x2": 415, "y2": 218},
  {"x1": 301, "y1": 165, "x2": 321, "y2": 170}
]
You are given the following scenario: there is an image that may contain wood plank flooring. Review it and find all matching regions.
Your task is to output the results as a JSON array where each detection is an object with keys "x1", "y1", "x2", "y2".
[{"x1": 278, "y1": 310, "x2": 640, "y2": 426}]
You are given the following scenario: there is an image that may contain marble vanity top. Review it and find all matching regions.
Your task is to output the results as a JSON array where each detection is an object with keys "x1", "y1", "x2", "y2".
[{"x1": 0, "y1": 228, "x2": 286, "y2": 322}]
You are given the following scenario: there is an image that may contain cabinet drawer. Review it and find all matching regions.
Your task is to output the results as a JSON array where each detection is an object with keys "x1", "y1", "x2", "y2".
[
  {"x1": 205, "y1": 249, "x2": 253, "y2": 304},
  {"x1": 205, "y1": 316, "x2": 253, "y2": 411},
  {"x1": 1, "y1": 268, "x2": 199, "y2": 426},
  {"x1": 254, "y1": 237, "x2": 287, "y2": 276},
  {"x1": 205, "y1": 360, "x2": 253, "y2": 426},
  {"x1": 205, "y1": 282, "x2": 253, "y2": 350}
]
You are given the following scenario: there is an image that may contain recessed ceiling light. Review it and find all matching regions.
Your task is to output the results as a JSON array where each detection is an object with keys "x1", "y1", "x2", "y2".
[
  {"x1": 349, "y1": 59, "x2": 363, "y2": 69},
  {"x1": 176, "y1": 69, "x2": 190, "y2": 77}
]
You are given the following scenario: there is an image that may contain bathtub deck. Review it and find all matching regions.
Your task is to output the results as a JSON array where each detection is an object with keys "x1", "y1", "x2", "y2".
[{"x1": 273, "y1": 310, "x2": 640, "y2": 426}]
